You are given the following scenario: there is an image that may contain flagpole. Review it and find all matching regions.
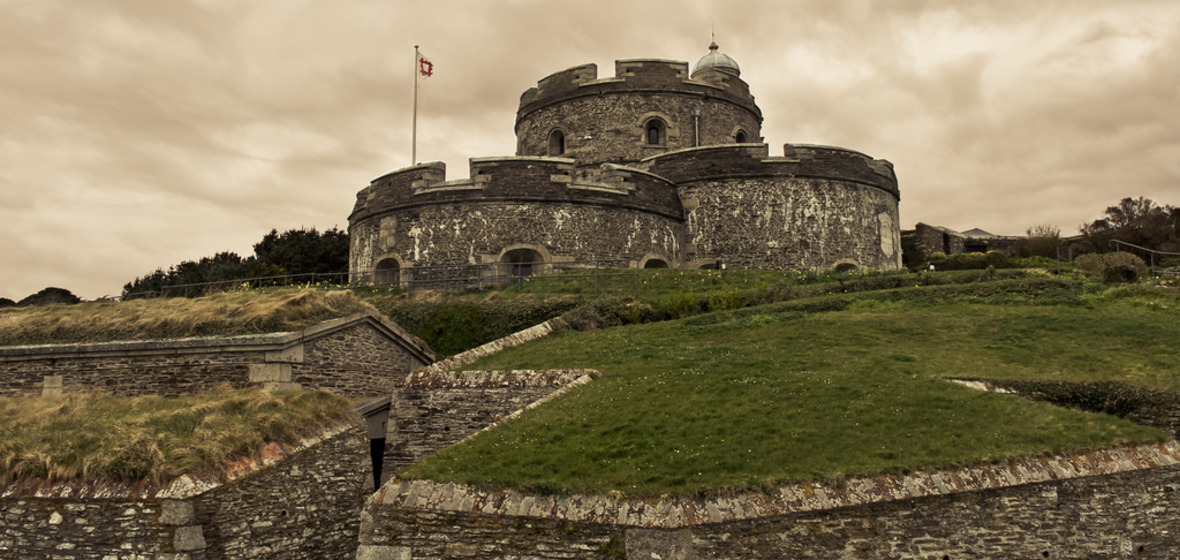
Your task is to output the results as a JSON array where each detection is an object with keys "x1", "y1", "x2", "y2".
[{"x1": 412, "y1": 45, "x2": 419, "y2": 165}]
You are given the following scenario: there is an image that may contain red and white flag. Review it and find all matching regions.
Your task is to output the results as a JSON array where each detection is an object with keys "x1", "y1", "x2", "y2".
[{"x1": 417, "y1": 52, "x2": 433, "y2": 78}]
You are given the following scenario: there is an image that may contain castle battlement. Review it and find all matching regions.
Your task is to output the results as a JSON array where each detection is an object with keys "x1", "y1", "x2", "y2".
[{"x1": 351, "y1": 43, "x2": 902, "y2": 278}]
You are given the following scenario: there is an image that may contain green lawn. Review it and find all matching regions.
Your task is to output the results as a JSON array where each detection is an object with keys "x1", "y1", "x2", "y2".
[{"x1": 402, "y1": 285, "x2": 1179, "y2": 496}]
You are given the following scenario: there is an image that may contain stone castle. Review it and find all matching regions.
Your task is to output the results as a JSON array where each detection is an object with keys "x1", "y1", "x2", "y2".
[{"x1": 349, "y1": 43, "x2": 902, "y2": 283}]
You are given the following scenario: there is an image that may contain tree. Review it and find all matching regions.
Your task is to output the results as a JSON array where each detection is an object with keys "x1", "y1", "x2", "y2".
[
  {"x1": 122, "y1": 252, "x2": 257, "y2": 297},
  {"x1": 253, "y1": 227, "x2": 349, "y2": 275},
  {"x1": 1081, "y1": 197, "x2": 1179, "y2": 253},
  {"x1": 1018, "y1": 224, "x2": 1061, "y2": 258},
  {"x1": 121, "y1": 227, "x2": 350, "y2": 298},
  {"x1": 17, "y1": 287, "x2": 82, "y2": 306}
]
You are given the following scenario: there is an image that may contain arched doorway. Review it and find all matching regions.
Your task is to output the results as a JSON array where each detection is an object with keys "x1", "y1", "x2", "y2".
[
  {"x1": 501, "y1": 248, "x2": 543, "y2": 277},
  {"x1": 374, "y1": 258, "x2": 400, "y2": 286},
  {"x1": 643, "y1": 259, "x2": 669, "y2": 269}
]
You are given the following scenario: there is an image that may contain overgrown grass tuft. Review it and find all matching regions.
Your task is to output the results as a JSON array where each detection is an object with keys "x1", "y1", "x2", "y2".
[
  {"x1": 0, "y1": 289, "x2": 373, "y2": 346},
  {"x1": 402, "y1": 284, "x2": 1179, "y2": 497},
  {"x1": 0, "y1": 387, "x2": 357, "y2": 485}
]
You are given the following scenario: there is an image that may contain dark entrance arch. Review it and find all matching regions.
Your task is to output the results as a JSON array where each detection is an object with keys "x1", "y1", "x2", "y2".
[
  {"x1": 374, "y1": 258, "x2": 400, "y2": 286},
  {"x1": 643, "y1": 259, "x2": 669, "y2": 269},
  {"x1": 501, "y1": 248, "x2": 543, "y2": 277}
]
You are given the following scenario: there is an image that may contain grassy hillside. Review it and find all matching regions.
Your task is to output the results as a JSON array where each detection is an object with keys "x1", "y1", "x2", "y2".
[
  {"x1": 0, "y1": 289, "x2": 372, "y2": 346},
  {"x1": 0, "y1": 388, "x2": 357, "y2": 485},
  {"x1": 402, "y1": 283, "x2": 1179, "y2": 497}
]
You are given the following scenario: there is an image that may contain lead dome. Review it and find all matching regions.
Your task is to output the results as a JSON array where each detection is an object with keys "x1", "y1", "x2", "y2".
[{"x1": 691, "y1": 41, "x2": 741, "y2": 77}]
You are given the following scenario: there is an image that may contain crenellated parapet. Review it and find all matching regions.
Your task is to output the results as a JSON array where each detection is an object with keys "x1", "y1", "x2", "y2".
[
  {"x1": 350, "y1": 157, "x2": 683, "y2": 224},
  {"x1": 349, "y1": 44, "x2": 904, "y2": 279},
  {"x1": 642, "y1": 143, "x2": 899, "y2": 200},
  {"x1": 515, "y1": 59, "x2": 763, "y2": 166}
]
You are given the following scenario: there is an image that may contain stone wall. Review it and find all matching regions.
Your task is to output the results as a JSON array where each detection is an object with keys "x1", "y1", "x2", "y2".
[
  {"x1": 645, "y1": 144, "x2": 902, "y2": 270},
  {"x1": 386, "y1": 369, "x2": 595, "y2": 475},
  {"x1": 1, "y1": 422, "x2": 370, "y2": 560},
  {"x1": 515, "y1": 60, "x2": 761, "y2": 166},
  {"x1": 0, "y1": 314, "x2": 433, "y2": 399},
  {"x1": 349, "y1": 159, "x2": 685, "y2": 276},
  {"x1": 293, "y1": 320, "x2": 431, "y2": 397},
  {"x1": 359, "y1": 442, "x2": 1180, "y2": 559}
]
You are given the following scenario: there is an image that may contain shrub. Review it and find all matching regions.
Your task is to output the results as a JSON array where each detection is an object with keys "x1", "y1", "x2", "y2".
[{"x1": 1075, "y1": 252, "x2": 1148, "y2": 282}]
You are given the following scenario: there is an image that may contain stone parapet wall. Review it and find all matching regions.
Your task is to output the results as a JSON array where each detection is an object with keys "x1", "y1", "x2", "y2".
[
  {"x1": 0, "y1": 313, "x2": 433, "y2": 399},
  {"x1": 386, "y1": 368, "x2": 595, "y2": 476},
  {"x1": 516, "y1": 60, "x2": 761, "y2": 166},
  {"x1": 1, "y1": 422, "x2": 370, "y2": 560},
  {"x1": 680, "y1": 175, "x2": 902, "y2": 270},
  {"x1": 359, "y1": 442, "x2": 1180, "y2": 558},
  {"x1": 350, "y1": 158, "x2": 684, "y2": 223}
]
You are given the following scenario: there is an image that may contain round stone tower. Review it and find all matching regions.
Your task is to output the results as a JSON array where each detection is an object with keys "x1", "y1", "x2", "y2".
[
  {"x1": 348, "y1": 43, "x2": 902, "y2": 285},
  {"x1": 514, "y1": 43, "x2": 763, "y2": 166}
]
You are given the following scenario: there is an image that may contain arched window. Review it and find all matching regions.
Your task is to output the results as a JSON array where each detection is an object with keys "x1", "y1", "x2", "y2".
[
  {"x1": 501, "y1": 248, "x2": 543, "y2": 278},
  {"x1": 734, "y1": 130, "x2": 748, "y2": 143},
  {"x1": 374, "y1": 258, "x2": 400, "y2": 286},
  {"x1": 548, "y1": 129, "x2": 565, "y2": 156},
  {"x1": 645, "y1": 118, "x2": 665, "y2": 145}
]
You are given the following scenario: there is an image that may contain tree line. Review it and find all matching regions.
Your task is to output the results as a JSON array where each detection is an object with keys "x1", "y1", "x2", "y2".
[{"x1": 119, "y1": 227, "x2": 349, "y2": 298}]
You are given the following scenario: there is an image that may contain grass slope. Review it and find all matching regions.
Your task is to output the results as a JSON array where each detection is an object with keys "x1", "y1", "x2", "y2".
[
  {"x1": 0, "y1": 289, "x2": 372, "y2": 346},
  {"x1": 0, "y1": 388, "x2": 357, "y2": 485},
  {"x1": 402, "y1": 285, "x2": 1179, "y2": 497}
]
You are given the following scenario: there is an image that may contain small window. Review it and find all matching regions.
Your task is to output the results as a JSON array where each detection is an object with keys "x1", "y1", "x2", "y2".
[
  {"x1": 735, "y1": 130, "x2": 748, "y2": 143},
  {"x1": 548, "y1": 130, "x2": 565, "y2": 156},
  {"x1": 645, "y1": 119, "x2": 665, "y2": 145}
]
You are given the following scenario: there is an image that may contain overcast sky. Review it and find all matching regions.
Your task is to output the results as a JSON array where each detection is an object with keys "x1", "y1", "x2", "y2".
[{"x1": 2, "y1": 0, "x2": 1178, "y2": 300}]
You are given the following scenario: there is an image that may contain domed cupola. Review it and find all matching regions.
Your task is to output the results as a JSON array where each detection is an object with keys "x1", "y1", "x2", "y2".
[{"x1": 691, "y1": 41, "x2": 741, "y2": 78}]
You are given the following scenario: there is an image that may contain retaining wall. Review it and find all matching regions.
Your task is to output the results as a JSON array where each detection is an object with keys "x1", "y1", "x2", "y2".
[
  {"x1": 0, "y1": 313, "x2": 433, "y2": 398},
  {"x1": 360, "y1": 442, "x2": 1180, "y2": 559},
  {"x1": 1, "y1": 422, "x2": 370, "y2": 560}
]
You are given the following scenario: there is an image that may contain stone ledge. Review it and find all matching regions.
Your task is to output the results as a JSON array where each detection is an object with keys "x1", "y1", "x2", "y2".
[{"x1": 372, "y1": 441, "x2": 1180, "y2": 529}]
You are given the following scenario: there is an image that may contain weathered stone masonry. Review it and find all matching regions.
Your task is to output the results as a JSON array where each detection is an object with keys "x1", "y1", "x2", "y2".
[
  {"x1": 350, "y1": 44, "x2": 902, "y2": 283},
  {"x1": 361, "y1": 443, "x2": 1180, "y2": 559},
  {"x1": 1, "y1": 421, "x2": 370, "y2": 560},
  {"x1": 0, "y1": 311, "x2": 434, "y2": 399}
]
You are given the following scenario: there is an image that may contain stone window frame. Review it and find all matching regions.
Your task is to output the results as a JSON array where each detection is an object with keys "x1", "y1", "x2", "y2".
[
  {"x1": 547, "y1": 128, "x2": 566, "y2": 156},
  {"x1": 637, "y1": 113, "x2": 676, "y2": 149},
  {"x1": 730, "y1": 125, "x2": 751, "y2": 144}
]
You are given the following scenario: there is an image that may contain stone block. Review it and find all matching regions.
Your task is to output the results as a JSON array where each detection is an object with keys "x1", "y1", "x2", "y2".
[
  {"x1": 248, "y1": 363, "x2": 291, "y2": 383},
  {"x1": 42, "y1": 375, "x2": 63, "y2": 397},
  {"x1": 159, "y1": 500, "x2": 194, "y2": 526},
  {"x1": 172, "y1": 525, "x2": 206, "y2": 552},
  {"x1": 355, "y1": 545, "x2": 413, "y2": 560}
]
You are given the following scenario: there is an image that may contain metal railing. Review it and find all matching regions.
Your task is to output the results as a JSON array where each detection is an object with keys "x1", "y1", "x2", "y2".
[
  {"x1": 1109, "y1": 240, "x2": 1180, "y2": 281},
  {"x1": 123, "y1": 260, "x2": 644, "y2": 300}
]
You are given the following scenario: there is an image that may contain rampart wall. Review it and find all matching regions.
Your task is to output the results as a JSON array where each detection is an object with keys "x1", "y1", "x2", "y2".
[
  {"x1": 383, "y1": 318, "x2": 581, "y2": 481},
  {"x1": 1, "y1": 422, "x2": 370, "y2": 560},
  {"x1": 644, "y1": 144, "x2": 902, "y2": 270},
  {"x1": 360, "y1": 442, "x2": 1180, "y2": 559},
  {"x1": 0, "y1": 315, "x2": 433, "y2": 398},
  {"x1": 515, "y1": 60, "x2": 761, "y2": 165},
  {"x1": 349, "y1": 158, "x2": 684, "y2": 274}
]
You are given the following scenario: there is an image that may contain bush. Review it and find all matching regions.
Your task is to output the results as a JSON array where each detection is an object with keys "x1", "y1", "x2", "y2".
[{"x1": 1075, "y1": 252, "x2": 1148, "y2": 282}]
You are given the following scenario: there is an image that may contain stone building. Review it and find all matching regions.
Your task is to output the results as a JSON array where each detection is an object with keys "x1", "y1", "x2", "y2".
[{"x1": 349, "y1": 44, "x2": 902, "y2": 283}]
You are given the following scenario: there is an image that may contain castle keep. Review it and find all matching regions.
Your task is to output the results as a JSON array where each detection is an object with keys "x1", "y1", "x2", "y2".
[{"x1": 349, "y1": 44, "x2": 902, "y2": 282}]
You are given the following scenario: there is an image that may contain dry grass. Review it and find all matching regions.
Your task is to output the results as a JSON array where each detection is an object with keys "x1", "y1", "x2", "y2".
[
  {"x1": 0, "y1": 387, "x2": 358, "y2": 485},
  {"x1": 0, "y1": 289, "x2": 373, "y2": 346}
]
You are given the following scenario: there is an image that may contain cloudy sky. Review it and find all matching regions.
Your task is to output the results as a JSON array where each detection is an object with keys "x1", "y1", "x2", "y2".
[{"x1": 2, "y1": 0, "x2": 1178, "y2": 300}]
